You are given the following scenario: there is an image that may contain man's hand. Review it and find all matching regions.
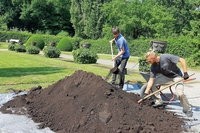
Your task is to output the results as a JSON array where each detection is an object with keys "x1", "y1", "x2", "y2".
[
  {"x1": 109, "y1": 39, "x2": 114, "y2": 44},
  {"x1": 183, "y1": 72, "x2": 189, "y2": 80}
]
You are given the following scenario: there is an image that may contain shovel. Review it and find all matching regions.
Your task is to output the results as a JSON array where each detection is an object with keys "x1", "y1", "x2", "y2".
[
  {"x1": 105, "y1": 40, "x2": 119, "y2": 81},
  {"x1": 105, "y1": 67, "x2": 120, "y2": 81},
  {"x1": 109, "y1": 39, "x2": 115, "y2": 67}
]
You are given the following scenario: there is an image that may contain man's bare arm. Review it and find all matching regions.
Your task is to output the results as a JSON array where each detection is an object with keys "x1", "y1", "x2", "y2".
[{"x1": 144, "y1": 78, "x2": 154, "y2": 94}]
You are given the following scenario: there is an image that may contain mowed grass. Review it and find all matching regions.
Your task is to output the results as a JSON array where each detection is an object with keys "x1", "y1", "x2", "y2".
[
  {"x1": 0, "y1": 42, "x2": 8, "y2": 49},
  {"x1": 0, "y1": 51, "x2": 143, "y2": 93},
  {"x1": 0, "y1": 51, "x2": 106, "y2": 92}
]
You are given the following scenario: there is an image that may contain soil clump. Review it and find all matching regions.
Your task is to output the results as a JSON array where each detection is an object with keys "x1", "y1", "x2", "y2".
[{"x1": 0, "y1": 70, "x2": 185, "y2": 133}]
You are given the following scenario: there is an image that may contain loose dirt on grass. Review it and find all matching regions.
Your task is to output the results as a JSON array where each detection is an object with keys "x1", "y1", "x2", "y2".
[{"x1": 0, "y1": 70, "x2": 185, "y2": 133}]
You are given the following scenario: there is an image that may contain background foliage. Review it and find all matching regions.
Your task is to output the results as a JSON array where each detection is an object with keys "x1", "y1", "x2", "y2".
[{"x1": 0, "y1": 0, "x2": 199, "y2": 66}]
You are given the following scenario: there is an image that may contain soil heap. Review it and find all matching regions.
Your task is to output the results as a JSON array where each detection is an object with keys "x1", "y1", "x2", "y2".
[{"x1": 0, "y1": 70, "x2": 185, "y2": 133}]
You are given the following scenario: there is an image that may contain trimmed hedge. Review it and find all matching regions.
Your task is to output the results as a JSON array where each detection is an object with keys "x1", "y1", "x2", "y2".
[
  {"x1": 1, "y1": 30, "x2": 199, "y2": 67},
  {"x1": 8, "y1": 43, "x2": 16, "y2": 51},
  {"x1": 80, "y1": 39, "x2": 118, "y2": 55},
  {"x1": 0, "y1": 30, "x2": 31, "y2": 43},
  {"x1": 57, "y1": 37, "x2": 73, "y2": 51},
  {"x1": 187, "y1": 51, "x2": 200, "y2": 67},
  {"x1": 15, "y1": 44, "x2": 26, "y2": 52},
  {"x1": 166, "y1": 36, "x2": 199, "y2": 58},
  {"x1": 43, "y1": 46, "x2": 61, "y2": 58},
  {"x1": 26, "y1": 46, "x2": 40, "y2": 54},
  {"x1": 129, "y1": 39, "x2": 152, "y2": 57},
  {"x1": 72, "y1": 48, "x2": 98, "y2": 64},
  {"x1": 43, "y1": 34, "x2": 62, "y2": 46},
  {"x1": 57, "y1": 37, "x2": 81, "y2": 51},
  {"x1": 25, "y1": 35, "x2": 45, "y2": 50}
]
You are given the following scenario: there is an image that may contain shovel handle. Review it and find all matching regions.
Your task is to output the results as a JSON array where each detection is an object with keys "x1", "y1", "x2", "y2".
[{"x1": 110, "y1": 40, "x2": 115, "y2": 67}]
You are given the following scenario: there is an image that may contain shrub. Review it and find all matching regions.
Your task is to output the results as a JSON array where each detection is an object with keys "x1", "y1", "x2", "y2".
[
  {"x1": 138, "y1": 57, "x2": 150, "y2": 72},
  {"x1": 43, "y1": 46, "x2": 61, "y2": 58},
  {"x1": 72, "y1": 37, "x2": 82, "y2": 50},
  {"x1": 50, "y1": 42, "x2": 57, "y2": 47},
  {"x1": 56, "y1": 31, "x2": 69, "y2": 36},
  {"x1": 187, "y1": 51, "x2": 200, "y2": 67},
  {"x1": 43, "y1": 34, "x2": 62, "y2": 45},
  {"x1": 129, "y1": 39, "x2": 152, "y2": 56},
  {"x1": 57, "y1": 37, "x2": 73, "y2": 51},
  {"x1": 0, "y1": 30, "x2": 31, "y2": 43},
  {"x1": 26, "y1": 46, "x2": 40, "y2": 54},
  {"x1": 8, "y1": 43, "x2": 16, "y2": 51},
  {"x1": 25, "y1": 35, "x2": 45, "y2": 50},
  {"x1": 72, "y1": 48, "x2": 98, "y2": 64},
  {"x1": 81, "y1": 39, "x2": 117, "y2": 55},
  {"x1": 80, "y1": 40, "x2": 91, "y2": 49},
  {"x1": 15, "y1": 44, "x2": 26, "y2": 52}
]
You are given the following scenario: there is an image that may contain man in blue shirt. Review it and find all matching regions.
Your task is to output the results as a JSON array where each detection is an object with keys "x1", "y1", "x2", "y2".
[{"x1": 109, "y1": 27, "x2": 130, "y2": 89}]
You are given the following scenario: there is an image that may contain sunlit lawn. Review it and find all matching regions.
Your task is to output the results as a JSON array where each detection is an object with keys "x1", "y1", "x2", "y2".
[
  {"x1": 1, "y1": 43, "x2": 198, "y2": 93},
  {"x1": 0, "y1": 42, "x2": 8, "y2": 49},
  {"x1": 0, "y1": 51, "x2": 143, "y2": 93}
]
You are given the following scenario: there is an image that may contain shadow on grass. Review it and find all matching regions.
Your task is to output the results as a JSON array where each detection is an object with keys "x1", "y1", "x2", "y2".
[{"x1": 0, "y1": 67, "x2": 65, "y2": 77}]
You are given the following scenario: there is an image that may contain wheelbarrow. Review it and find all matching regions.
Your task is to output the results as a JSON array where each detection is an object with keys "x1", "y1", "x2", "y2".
[
  {"x1": 139, "y1": 72, "x2": 175, "y2": 102},
  {"x1": 138, "y1": 73, "x2": 195, "y2": 104}
]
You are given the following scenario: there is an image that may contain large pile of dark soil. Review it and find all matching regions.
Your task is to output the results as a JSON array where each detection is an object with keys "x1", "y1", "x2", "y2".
[{"x1": 0, "y1": 70, "x2": 185, "y2": 133}]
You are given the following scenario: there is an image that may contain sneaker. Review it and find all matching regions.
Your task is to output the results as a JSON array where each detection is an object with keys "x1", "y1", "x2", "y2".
[{"x1": 152, "y1": 99, "x2": 164, "y2": 108}]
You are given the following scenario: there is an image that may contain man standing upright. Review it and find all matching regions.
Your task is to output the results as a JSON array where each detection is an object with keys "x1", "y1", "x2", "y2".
[{"x1": 109, "y1": 27, "x2": 130, "y2": 89}]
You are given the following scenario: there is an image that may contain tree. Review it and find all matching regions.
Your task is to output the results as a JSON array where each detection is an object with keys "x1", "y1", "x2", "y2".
[
  {"x1": 0, "y1": 0, "x2": 73, "y2": 35},
  {"x1": 155, "y1": 0, "x2": 194, "y2": 34},
  {"x1": 102, "y1": 0, "x2": 175, "y2": 39},
  {"x1": 20, "y1": 0, "x2": 59, "y2": 34},
  {"x1": 70, "y1": 0, "x2": 109, "y2": 39},
  {"x1": 0, "y1": 0, "x2": 24, "y2": 30}
]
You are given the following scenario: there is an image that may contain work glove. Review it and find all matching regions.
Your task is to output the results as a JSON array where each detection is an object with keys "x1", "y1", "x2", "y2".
[{"x1": 183, "y1": 72, "x2": 189, "y2": 80}]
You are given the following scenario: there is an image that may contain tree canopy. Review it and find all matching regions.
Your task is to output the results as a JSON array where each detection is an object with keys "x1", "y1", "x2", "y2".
[{"x1": 0, "y1": 0, "x2": 199, "y2": 39}]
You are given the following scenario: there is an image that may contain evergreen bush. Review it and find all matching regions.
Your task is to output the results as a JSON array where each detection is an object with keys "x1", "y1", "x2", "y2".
[
  {"x1": 25, "y1": 35, "x2": 45, "y2": 50},
  {"x1": 80, "y1": 40, "x2": 91, "y2": 48},
  {"x1": 15, "y1": 44, "x2": 26, "y2": 52},
  {"x1": 0, "y1": 30, "x2": 31, "y2": 43},
  {"x1": 56, "y1": 31, "x2": 69, "y2": 36},
  {"x1": 8, "y1": 43, "x2": 16, "y2": 51},
  {"x1": 26, "y1": 46, "x2": 40, "y2": 54},
  {"x1": 187, "y1": 51, "x2": 200, "y2": 67},
  {"x1": 81, "y1": 39, "x2": 117, "y2": 55},
  {"x1": 138, "y1": 57, "x2": 150, "y2": 72},
  {"x1": 43, "y1": 46, "x2": 61, "y2": 58},
  {"x1": 43, "y1": 34, "x2": 62, "y2": 45},
  {"x1": 57, "y1": 37, "x2": 73, "y2": 51},
  {"x1": 72, "y1": 48, "x2": 98, "y2": 64},
  {"x1": 70, "y1": 37, "x2": 82, "y2": 50}
]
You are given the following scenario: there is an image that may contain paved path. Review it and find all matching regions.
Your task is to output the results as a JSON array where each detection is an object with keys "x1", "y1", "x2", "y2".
[{"x1": 59, "y1": 53, "x2": 139, "y2": 70}]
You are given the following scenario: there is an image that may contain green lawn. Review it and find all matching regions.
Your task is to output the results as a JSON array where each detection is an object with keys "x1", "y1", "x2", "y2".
[
  {"x1": 0, "y1": 42, "x2": 8, "y2": 49},
  {"x1": 0, "y1": 51, "x2": 144, "y2": 93},
  {"x1": 1, "y1": 43, "x2": 198, "y2": 93}
]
